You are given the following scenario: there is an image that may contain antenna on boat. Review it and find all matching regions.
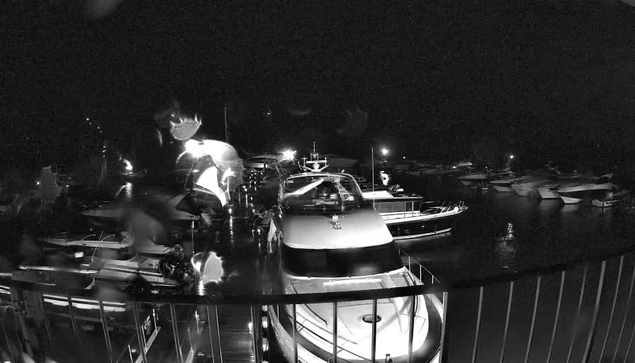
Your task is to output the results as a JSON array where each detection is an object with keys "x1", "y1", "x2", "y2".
[{"x1": 300, "y1": 142, "x2": 329, "y2": 172}]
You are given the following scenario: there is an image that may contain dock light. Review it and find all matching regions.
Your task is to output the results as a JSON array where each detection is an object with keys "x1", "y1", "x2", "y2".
[
  {"x1": 74, "y1": 251, "x2": 84, "y2": 259},
  {"x1": 262, "y1": 338, "x2": 269, "y2": 352},
  {"x1": 261, "y1": 316, "x2": 268, "y2": 329},
  {"x1": 248, "y1": 321, "x2": 253, "y2": 334},
  {"x1": 281, "y1": 149, "x2": 296, "y2": 161},
  {"x1": 381, "y1": 148, "x2": 389, "y2": 157}
]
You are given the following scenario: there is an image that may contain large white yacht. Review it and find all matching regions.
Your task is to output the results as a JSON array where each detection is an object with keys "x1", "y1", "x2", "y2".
[{"x1": 266, "y1": 152, "x2": 443, "y2": 363}]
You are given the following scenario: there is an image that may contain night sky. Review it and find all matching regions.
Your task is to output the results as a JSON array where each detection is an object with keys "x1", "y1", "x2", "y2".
[{"x1": 3, "y1": 0, "x2": 635, "y2": 170}]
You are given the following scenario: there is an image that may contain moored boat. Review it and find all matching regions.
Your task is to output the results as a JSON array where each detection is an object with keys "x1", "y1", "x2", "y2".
[
  {"x1": 363, "y1": 189, "x2": 466, "y2": 240},
  {"x1": 267, "y1": 150, "x2": 444, "y2": 363},
  {"x1": 557, "y1": 174, "x2": 616, "y2": 204}
]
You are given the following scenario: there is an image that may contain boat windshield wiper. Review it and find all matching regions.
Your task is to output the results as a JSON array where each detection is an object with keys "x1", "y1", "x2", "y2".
[{"x1": 286, "y1": 179, "x2": 324, "y2": 197}]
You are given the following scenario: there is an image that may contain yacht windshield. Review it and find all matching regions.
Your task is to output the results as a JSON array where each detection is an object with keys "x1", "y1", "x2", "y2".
[
  {"x1": 280, "y1": 242, "x2": 404, "y2": 277},
  {"x1": 282, "y1": 175, "x2": 363, "y2": 213}
]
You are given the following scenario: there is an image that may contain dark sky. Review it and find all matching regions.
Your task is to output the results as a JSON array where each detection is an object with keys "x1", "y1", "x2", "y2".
[{"x1": 3, "y1": 0, "x2": 635, "y2": 169}]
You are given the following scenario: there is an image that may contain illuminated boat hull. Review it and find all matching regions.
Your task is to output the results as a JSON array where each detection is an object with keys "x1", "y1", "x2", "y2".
[
  {"x1": 591, "y1": 190, "x2": 630, "y2": 208},
  {"x1": 537, "y1": 185, "x2": 560, "y2": 199},
  {"x1": 268, "y1": 269, "x2": 443, "y2": 363},
  {"x1": 367, "y1": 196, "x2": 466, "y2": 240},
  {"x1": 558, "y1": 183, "x2": 616, "y2": 205},
  {"x1": 270, "y1": 166, "x2": 444, "y2": 362},
  {"x1": 492, "y1": 185, "x2": 514, "y2": 193}
]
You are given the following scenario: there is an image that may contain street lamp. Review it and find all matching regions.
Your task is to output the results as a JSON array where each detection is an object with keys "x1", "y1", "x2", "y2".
[
  {"x1": 281, "y1": 149, "x2": 296, "y2": 161},
  {"x1": 381, "y1": 148, "x2": 389, "y2": 157}
]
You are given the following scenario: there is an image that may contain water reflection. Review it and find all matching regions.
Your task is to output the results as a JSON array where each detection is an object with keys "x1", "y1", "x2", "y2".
[{"x1": 115, "y1": 182, "x2": 133, "y2": 201}]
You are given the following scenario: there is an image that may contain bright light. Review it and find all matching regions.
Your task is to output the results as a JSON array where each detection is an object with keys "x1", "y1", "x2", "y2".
[
  {"x1": 381, "y1": 148, "x2": 389, "y2": 156},
  {"x1": 403, "y1": 156, "x2": 406, "y2": 160},
  {"x1": 281, "y1": 149, "x2": 296, "y2": 161},
  {"x1": 509, "y1": 155, "x2": 515, "y2": 159},
  {"x1": 181, "y1": 139, "x2": 205, "y2": 160},
  {"x1": 123, "y1": 159, "x2": 133, "y2": 172}
]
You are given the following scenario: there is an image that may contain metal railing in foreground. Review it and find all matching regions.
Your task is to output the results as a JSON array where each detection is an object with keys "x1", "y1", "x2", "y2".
[{"x1": 3, "y1": 245, "x2": 635, "y2": 363}]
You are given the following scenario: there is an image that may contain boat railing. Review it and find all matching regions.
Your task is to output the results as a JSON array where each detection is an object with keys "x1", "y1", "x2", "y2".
[
  {"x1": 4, "y1": 244, "x2": 635, "y2": 363},
  {"x1": 400, "y1": 249, "x2": 441, "y2": 285}
]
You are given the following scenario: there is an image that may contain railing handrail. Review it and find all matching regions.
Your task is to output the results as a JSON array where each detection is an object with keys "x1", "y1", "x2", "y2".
[{"x1": 5, "y1": 242, "x2": 635, "y2": 306}]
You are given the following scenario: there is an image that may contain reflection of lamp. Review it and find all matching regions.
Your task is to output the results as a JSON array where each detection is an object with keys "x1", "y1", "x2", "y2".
[{"x1": 123, "y1": 159, "x2": 133, "y2": 172}]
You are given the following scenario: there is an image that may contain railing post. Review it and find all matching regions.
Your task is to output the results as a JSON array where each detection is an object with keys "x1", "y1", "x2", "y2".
[
  {"x1": 38, "y1": 293, "x2": 51, "y2": 342},
  {"x1": 471, "y1": 286, "x2": 484, "y2": 363},
  {"x1": 170, "y1": 304, "x2": 184, "y2": 363},
  {"x1": 499, "y1": 281, "x2": 514, "y2": 363},
  {"x1": 599, "y1": 256, "x2": 624, "y2": 361},
  {"x1": 546, "y1": 271, "x2": 566, "y2": 363},
  {"x1": 523, "y1": 275, "x2": 542, "y2": 363},
  {"x1": 566, "y1": 263, "x2": 588, "y2": 363},
  {"x1": 132, "y1": 302, "x2": 148, "y2": 363},
  {"x1": 293, "y1": 304, "x2": 298, "y2": 363},
  {"x1": 251, "y1": 305, "x2": 261, "y2": 363},
  {"x1": 371, "y1": 299, "x2": 378, "y2": 363},
  {"x1": 408, "y1": 295, "x2": 416, "y2": 363},
  {"x1": 582, "y1": 260, "x2": 607, "y2": 363},
  {"x1": 99, "y1": 301, "x2": 114, "y2": 363},
  {"x1": 611, "y1": 263, "x2": 635, "y2": 363},
  {"x1": 206, "y1": 305, "x2": 223, "y2": 363},
  {"x1": 438, "y1": 291, "x2": 449, "y2": 363},
  {"x1": 67, "y1": 297, "x2": 79, "y2": 338},
  {"x1": 332, "y1": 301, "x2": 338, "y2": 363}
]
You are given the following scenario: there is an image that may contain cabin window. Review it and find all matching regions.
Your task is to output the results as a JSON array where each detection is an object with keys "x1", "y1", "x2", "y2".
[{"x1": 280, "y1": 242, "x2": 403, "y2": 277}]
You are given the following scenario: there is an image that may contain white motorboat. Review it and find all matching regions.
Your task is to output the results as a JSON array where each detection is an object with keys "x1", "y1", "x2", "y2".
[
  {"x1": 592, "y1": 188, "x2": 630, "y2": 208},
  {"x1": 536, "y1": 172, "x2": 596, "y2": 199},
  {"x1": 267, "y1": 152, "x2": 443, "y2": 363},
  {"x1": 363, "y1": 189, "x2": 466, "y2": 240},
  {"x1": 40, "y1": 232, "x2": 133, "y2": 250},
  {"x1": 511, "y1": 170, "x2": 560, "y2": 197},
  {"x1": 557, "y1": 174, "x2": 616, "y2": 204},
  {"x1": 490, "y1": 175, "x2": 532, "y2": 193},
  {"x1": 82, "y1": 193, "x2": 200, "y2": 222},
  {"x1": 536, "y1": 182, "x2": 561, "y2": 199}
]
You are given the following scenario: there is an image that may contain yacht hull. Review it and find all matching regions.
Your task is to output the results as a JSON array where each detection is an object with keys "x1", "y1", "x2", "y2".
[
  {"x1": 492, "y1": 185, "x2": 514, "y2": 193},
  {"x1": 385, "y1": 212, "x2": 459, "y2": 240},
  {"x1": 560, "y1": 195, "x2": 584, "y2": 204},
  {"x1": 537, "y1": 186, "x2": 560, "y2": 199}
]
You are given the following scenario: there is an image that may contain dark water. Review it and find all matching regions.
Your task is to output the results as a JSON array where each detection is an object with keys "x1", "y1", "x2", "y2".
[
  {"x1": 392, "y1": 175, "x2": 635, "y2": 363},
  {"x1": 395, "y1": 175, "x2": 635, "y2": 283}
]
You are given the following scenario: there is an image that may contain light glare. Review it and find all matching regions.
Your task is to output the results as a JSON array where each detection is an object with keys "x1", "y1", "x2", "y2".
[{"x1": 281, "y1": 149, "x2": 297, "y2": 161}]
